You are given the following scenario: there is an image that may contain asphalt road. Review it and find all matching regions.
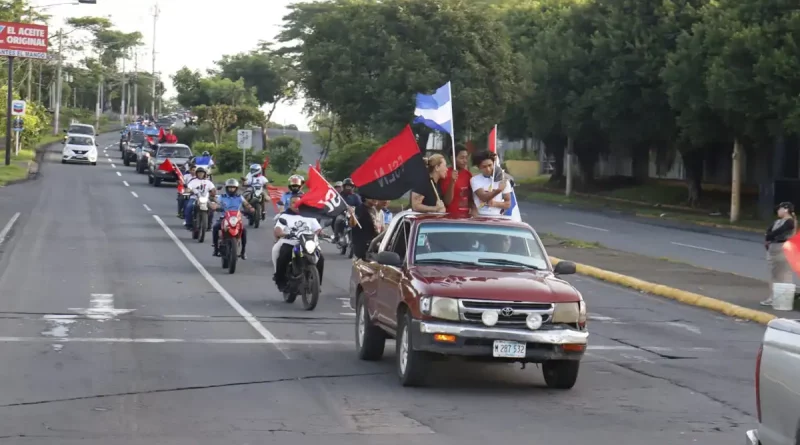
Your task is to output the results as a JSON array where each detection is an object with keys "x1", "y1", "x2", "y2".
[
  {"x1": 0, "y1": 133, "x2": 764, "y2": 444},
  {"x1": 520, "y1": 201, "x2": 778, "y2": 282}
]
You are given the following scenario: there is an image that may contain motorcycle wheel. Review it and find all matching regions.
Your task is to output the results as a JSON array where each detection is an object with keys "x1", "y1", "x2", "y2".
[
  {"x1": 198, "y1": 211, "x2": 208, "y2": 243},
  {"x1": 221, "y1": 243, "x2": 229, "y2": 269},
  {"x1": 253, "y1": 202, "x2": 261, "y2": 229},
  {"x1": 347, "y1": 240, "x2": 354, "y2": 259},
  {"x1": 301, "y1": 266, "x2": 320, "y2": 311},
  {"x1": 228, "y1": 239, "x2": 238, "y2": 274}
]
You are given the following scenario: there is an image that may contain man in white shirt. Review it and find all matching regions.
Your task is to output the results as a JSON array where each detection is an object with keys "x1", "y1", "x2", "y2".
[
  {"x1": 184, "y1": 167, "x2": 215, "y2": 229},
  {"x1": 177, "y1": 164, "x2": 196, "y2": 218},
  {"x1": 243, "y1": 164, "x2": 270, "y2": 221},
  {"x1": 272, "y1": 194, "x2": 325, "y2": 292},
  {"x1": 470, "y1": 151, "x2": 511, "y2": 216}
]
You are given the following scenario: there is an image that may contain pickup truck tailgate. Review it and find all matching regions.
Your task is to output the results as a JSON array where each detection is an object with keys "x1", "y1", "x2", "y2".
[{"x1": 759, "y1": 318, "x2": 800, "y2": 445}]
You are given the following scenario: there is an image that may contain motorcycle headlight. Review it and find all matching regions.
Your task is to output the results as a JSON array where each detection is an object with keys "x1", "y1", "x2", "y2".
[
  {"x1": 304, "y1": 240, "x2": 317, "y2": 253},
  {"x1": 229, "y1": 216, "x2": 239, "y2": 226},
  {"x1": 419, "y1": 296, "x2": 459, "y2": 321}
]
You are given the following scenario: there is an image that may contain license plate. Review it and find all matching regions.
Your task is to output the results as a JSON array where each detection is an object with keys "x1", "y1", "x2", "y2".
[
  {"x1": 493, "y1": 340, "x2": 526, "y2": 358},
  {"x1": 74, "y1": 155, "x2": 84, "y2": 159}
]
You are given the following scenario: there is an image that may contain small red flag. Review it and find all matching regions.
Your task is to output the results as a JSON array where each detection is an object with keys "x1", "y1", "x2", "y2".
[
  {"x1": 488, "y1": 125, "x2": 497, "y2": 153},
  {"x1": 783, "y1": 233, "x2": 800, "y2": 276},
  {"x1": 267, "y1": 185, "x2": 285, "y2": 213},
  {"x1": 315, "y1": 159, "x2": 321, "y2": 171},
  {"x1": 174, "y1": 165, "x2": 185, "y2": 194},
  {"x1": 158, "y1": 158, "x2": 174, "y2": 172},
  {"x1": 350, "y1": 125, "x2": 427, "y2": 200},
  {"x1": 262, "y1": 156, "x2": 270, "y2": 173}
]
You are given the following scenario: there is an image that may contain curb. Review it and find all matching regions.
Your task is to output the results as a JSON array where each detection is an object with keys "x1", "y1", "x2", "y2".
[{"x1": 549, "y1": 256, "x2": 777, "y2": 325}]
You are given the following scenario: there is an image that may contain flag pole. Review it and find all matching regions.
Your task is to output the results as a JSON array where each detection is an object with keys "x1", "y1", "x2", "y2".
[
  {"x1": 309, "y1": 165, "x2": 362, "y2": 228},
  {"x1": 447, "y1": 81, "x2": 456, "y2": 162}
]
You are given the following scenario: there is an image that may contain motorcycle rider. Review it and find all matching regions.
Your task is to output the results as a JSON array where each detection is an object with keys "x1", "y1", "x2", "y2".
[
  {"x1": 349, "y1": 198, "x2": 382, "y2": 260},
  {"x1": 332, "y1": 178, "x2": 362, "y2": 243},
  {"x1": 183, "y1": 167, "x2": 215, "y2": 230},
  {"x1": 212, "y1": 179, "x2": 254, "y2": 260},
  {"x1": 242, "y1": 164, "x2": 270, "y2": 220},
  {"x1": 278, "y1": 175, "x2": 304, "y2": 213},
  {"x1": 273, "y1": 194, "x2": 325, "y2": 292},
  {"x1": 177, "y1": 164, "x2": 197, "y2": 218},
  {"x1": 334, "y1": 181, "x2": 343, "y2": 194}
]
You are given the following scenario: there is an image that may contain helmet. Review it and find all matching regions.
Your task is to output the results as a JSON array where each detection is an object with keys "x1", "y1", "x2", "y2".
[
  {"x1": 250, "y1": 164, "x2": 262, "y2": 176},
  {"x1": 202, "y1": 151, "x2": 210, "y2": 157},
  {"x1": 342, "y1": 178, "x2": 354, "y2": 187},
  {"x1": 334, "y1": 181, "x2": 343, "y2": 187},
  {"x1": 195, "y1": 166, "x2": 207, "y2": 176},
  {"x1": 224, "y1": 178, "x2": 239, "y2": 194}
]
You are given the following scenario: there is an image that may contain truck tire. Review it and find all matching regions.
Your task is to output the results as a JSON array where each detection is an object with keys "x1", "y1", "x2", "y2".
[
  {"x1": 396, "y1": 310, "x2": 430, "y2": 387},
  {"x1": 542, "y1": 360, "x2": 580, "y2": 390},
  {"x1": 356, "y1": 293, "x2": 385, "y2": 361}
]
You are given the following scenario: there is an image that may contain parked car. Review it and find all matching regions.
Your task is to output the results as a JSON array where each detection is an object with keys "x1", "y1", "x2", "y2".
[
  {"x1": 746, "y1": 318, "x2": 800, "y2": 445},
  {"x1": 147, "y1": 143, "x2": 193, "y2": 186},
  {"x1": 350, "y1": 211, "x2": 587, "y2": 388},
  {"x1": 61, "y1": 134, "x2": 98, "y2": 165},
  {"x1": 122, "y1": 130, "x2": 145, "y2": 166}
]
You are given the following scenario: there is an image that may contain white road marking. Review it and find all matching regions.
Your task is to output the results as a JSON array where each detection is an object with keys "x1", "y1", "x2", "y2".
[
  {"x1": 0, "y1": 212, "x2": 21, "y2": 246},
  {"x1": 667, "y1": 321, "x2": 702, "y2": 334},
  {"x1": 566, "y1": 222, "x2": 609, "y2": 232},
  {"x1": 152, "y1": 215, "x2": 289, "y2": 358},
  {"x1": 670, "y1": 241, "x2": 726, "y2": 254},
  {"x1": 111, "y1": 164, "x2": 116, "y2": 169},
  {"x1": 130, "y1": 191, "x2": 138, "y2": 198},
  {"x1": 116, "y1": 171, "x2": 121, "y2": 176},
  {"x1": 123, "y1": 181, "x2": 129, "y2": 187},
  {"x1": 107, "y1": 158, "x2": 112, "y2": 162},
  {"x1": 69, "y1": 293, "x2": 135, "y2": 321},
  {"x1": 143, "y1": 204, "x2": 152, "y2": 212},
  {"x1": 589, "y1": 314, "x2": 617, "y2": 322},
  {"x1": 340, "y1": 312, "x2": 356, "y2": 316}
]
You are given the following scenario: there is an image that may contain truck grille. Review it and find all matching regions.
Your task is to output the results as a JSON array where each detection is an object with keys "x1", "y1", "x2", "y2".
[{"x1": 459, "y1": 299, "x2": 553, "y2": 327}]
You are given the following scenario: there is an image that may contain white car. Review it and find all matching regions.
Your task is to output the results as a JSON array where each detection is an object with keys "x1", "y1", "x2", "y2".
[
  {"x1": 63, "y1": 123, "x2": 97, "y2": 142},
  {"x1": 62, "y1": 135, "x2": 98, "y2": 165}
]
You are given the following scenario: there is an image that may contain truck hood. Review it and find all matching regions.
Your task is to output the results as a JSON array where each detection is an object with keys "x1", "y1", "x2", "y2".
[{"x1": 408, "y1": 265, "x2": 580, "y2": 303}]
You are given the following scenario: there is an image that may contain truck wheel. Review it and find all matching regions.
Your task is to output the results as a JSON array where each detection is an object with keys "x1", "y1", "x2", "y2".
[
  {"x1": 148, "y1": 175, "x2": 154, "y2": 184},
  {"x1": 542, "y1": 360, "x2": 580, "y2": 390},
  {"x1": 396, "y1": 310, "x2": 430, "y2": 387},
  {"x1": 356, "y1": 293, "x2": 385, "y2": 361}
]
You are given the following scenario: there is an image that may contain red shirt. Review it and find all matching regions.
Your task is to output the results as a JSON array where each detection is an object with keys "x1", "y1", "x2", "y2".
[{"x1": 439, "y1": 167, "x2": 472, "y2": 216}]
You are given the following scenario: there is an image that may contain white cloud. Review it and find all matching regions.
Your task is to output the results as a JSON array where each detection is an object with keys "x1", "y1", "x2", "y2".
[{"x1": 31, "y1": 0, "x2": 311, "y2": 129}]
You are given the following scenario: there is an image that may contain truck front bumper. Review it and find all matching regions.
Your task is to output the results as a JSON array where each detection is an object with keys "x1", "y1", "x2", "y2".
[{"x1": 413, "y1": 320, "x2": 588, "y2": 362}]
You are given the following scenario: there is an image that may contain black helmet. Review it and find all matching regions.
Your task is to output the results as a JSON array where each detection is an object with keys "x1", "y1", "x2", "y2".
[{"x1": 342, "y1": 178, "x2": 354, "y2": 187}]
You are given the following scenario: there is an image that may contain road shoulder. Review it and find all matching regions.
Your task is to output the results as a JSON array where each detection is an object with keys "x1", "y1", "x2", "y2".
[{"x1": 541, "y1": 234, "x2": 791, "y2": 324}]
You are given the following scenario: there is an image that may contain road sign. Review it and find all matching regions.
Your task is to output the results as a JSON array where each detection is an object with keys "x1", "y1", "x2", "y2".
[
  {"x1": 0, "y1": 22, "x2": 49, "y2": 60},
  {"x1": 11, "y1": 100, "x2": 24, "y2": 116},
  {"x1": 237, "y1": 129, "x2": 252, "y2": 150}
]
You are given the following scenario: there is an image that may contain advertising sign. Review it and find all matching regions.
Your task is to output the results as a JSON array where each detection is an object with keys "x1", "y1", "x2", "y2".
[
  {"x1": 11, "y1": 100, "x2": 25, "y2": 116},
  {"x1": 0, "y1": 22, "x2": 48, "y2": 59}
]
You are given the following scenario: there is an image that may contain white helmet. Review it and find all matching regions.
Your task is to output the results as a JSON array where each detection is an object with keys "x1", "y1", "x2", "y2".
[{"x1": 249, "y1": 164, "x2": 262, "y2": 176}]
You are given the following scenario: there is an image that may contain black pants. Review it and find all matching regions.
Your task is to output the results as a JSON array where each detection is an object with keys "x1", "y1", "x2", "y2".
[
  {"x1": 177, "y1": 193, "x2": 185, "y2": 214},
  {"x1": 274, "y1": 243, "x2": 325, "y2": 286},
  {"x1": 213, "y1": 220, "x2": 247, "y2": 253},
  {"x1": 333, "y1": 214, "x2": 346, "y2": 237}
]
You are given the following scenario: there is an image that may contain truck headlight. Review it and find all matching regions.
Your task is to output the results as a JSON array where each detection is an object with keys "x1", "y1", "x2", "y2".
[
  {"x1": 420, "y1": 296, "x2": 459, "y2": 321},
  {"x1": 552, "y1": 302, "x2": 580, "y2": 323}
]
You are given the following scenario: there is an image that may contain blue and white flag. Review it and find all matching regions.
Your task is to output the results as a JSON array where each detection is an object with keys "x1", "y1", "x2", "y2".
[
  {"x1": 504, "y1": 184, "x2": 521, "y2": 222},
  {"x1": 413, "y1": 81, "x2": 453, "y2": 138}
]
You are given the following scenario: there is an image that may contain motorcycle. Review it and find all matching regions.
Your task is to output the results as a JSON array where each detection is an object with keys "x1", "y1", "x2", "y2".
[
  {"x1": 337, "y1": 224, "x2": 353, "y2": 258},
  {"x1": 243, "y1": 184, "x2": 266, "y2": 228},
  {"x1": 279, "y1": 217, "x2": 321, "y2": 311},
  {"x1": 219, "y1": 210, "x2": 244, "y2": 274},
  {"x1": 177, "y1": 189, "x2": 192, "y2": 218},
  {"x1": 191, "y1": 190, "x2": 211, "y2": 243}
]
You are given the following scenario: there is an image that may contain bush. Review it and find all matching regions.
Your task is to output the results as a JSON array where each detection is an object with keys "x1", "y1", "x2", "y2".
[
  {"x1": 321, "y1": 138, "x2": 380, "y2": 181},
  {"x1": 267, "y1": 136, "x2": 303, "y2": 174}
]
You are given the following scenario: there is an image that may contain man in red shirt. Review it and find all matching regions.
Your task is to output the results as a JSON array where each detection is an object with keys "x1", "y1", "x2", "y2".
[
  {"x1": 439, "y1": 144, "x2": 473, "y2": 217},
  {"x1": 159, "y1": 127, "x2": 178, "y2": 144}
]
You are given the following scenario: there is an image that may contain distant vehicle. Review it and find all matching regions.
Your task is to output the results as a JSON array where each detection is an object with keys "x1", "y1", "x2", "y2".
[
  {"x1": 351, "y1": 212, "x2": 586, "y2": 388},
  {"x1": 135, "y1": 143, "x2": 155, "y2": 174},
  {"x1": 63, "y1": 123, "x2": 96, "y2": 142},
  {"x1": 61, "y1": 135, "x2": 98, "y2": 165},
  {"x1": 122, "y1": 130, "x2": 145, "y2": 166},
  {"x1": 746, "y1": 318, "x2": 800, "y2": 445},
  {"x1": 147, "y1": 144, "x2": 193, "y2": 187}
]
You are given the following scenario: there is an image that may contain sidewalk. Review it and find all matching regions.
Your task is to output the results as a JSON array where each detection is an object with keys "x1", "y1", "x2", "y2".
[{"x1": 540, "y1": 235, "x2": 797, "y2": 318}]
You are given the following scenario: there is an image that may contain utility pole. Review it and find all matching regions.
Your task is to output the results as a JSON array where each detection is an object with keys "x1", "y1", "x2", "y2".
[
  {"x1": 120, "y1": 52, "x2": 126, "y2": 126},
  {"x1": 53, "y1": 30, "x2": 63, "y2": 135},
  {"x1": 133, "y1": 50, "x2": 138, "y2": 117},
  {"x1": 26, "y1": 8, "x2": 32, "y2": 101},
  {"x1": 150, "y1": 3, "x2": 159, "y2": 119}
]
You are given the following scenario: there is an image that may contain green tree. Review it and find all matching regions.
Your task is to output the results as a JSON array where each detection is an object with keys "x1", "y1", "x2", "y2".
[
  {"x1": 267, "y1": 136, "x2": 303, "y2": 174},
  {"x1": 194, "y1": 104, "x2": 237, "y2": 146}
]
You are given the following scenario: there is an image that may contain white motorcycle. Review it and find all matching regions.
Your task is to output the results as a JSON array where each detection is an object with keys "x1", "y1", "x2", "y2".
[
  {"x1": 191, "y1": 190, "x2": 211, "y2": 243},
  {"x1": 243, "y1": 184, "x2": 266, "y2": 228}
]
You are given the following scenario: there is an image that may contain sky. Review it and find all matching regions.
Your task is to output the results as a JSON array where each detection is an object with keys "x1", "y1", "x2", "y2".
[{"x1": 31, "y1": 0, "x2": 311, "y2": 130}]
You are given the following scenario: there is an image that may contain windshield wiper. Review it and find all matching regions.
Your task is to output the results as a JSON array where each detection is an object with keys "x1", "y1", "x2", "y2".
[
  {"x1": 477, "y1": 258, "x2": 542, "y2": 270},
  {"x1": 415, "y1": 259, "x2": 475, "y2": 267}
]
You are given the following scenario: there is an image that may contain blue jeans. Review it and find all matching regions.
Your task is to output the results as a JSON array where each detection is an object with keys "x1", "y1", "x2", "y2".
[{"x1": 184, "y1": 197, "x2": 196, "y2": 227}]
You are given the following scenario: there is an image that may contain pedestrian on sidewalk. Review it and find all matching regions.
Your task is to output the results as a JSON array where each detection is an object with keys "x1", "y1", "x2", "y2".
[{"x1": 763, "y1": 202, "x2": 797, "y2": 306}]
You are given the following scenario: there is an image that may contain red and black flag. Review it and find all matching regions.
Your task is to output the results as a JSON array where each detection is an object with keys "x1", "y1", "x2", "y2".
[
  {"x1": 351, "y1": 125, "x2": 428, "y2": 200},
  {"x1": 296, "y1": 167, "x2": 348, "y2": 218}
]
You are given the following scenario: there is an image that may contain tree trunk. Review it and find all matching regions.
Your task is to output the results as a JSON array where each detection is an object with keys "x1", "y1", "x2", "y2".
[
  {"x1": 681, "y1": 149, "x2": 704, "y2": 207},
  {"x1": 730, "y1": 138, "x2": 742, "y2": 222}
]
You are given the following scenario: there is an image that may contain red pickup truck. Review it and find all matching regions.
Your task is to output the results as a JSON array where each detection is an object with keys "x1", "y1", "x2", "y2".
[{"x1": 349, "y1": 212, "x2": 588, "y2": 388}]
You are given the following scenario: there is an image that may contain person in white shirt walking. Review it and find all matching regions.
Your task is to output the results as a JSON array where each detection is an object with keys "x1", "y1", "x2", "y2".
[{"x1": 469, "y1": 151, "x2": 511, "y2": 216}]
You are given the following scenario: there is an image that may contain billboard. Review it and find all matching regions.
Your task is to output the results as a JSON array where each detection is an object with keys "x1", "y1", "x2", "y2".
[{"x1": 0, "y1": 22, "x2": 48, "y2": 59}]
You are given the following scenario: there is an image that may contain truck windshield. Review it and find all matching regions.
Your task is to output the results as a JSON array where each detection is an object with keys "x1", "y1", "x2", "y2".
[
  {"x1": 158, "y1": 147, "x2": 191, "y2": 158},
  {"x1": 68, "y1": 125, "x2": 94, "y2": 135},
  {"x1": 413, "y1": 223, "x2": 548, "y2": 270}
]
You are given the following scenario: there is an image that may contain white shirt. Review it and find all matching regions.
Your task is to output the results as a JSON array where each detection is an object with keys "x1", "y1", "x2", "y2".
[
  {"x1": 183, "y1": 173, "x2": 194, "y2": 185},
  {"x1": 187, "y1": 178, "x2": 214, "y2": 195},
  {"x1": 470, "y1": 174, "x2": 511, "y2": 216},
  {"x1": 275, "y1": 213, "x2": 322, "y2": 245},
  {"x1": 245, "y1": 173, "x2": 269, "y2": 187}
]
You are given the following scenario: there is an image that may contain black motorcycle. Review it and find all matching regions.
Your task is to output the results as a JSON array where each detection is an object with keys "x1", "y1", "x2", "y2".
[
  {"x1": 279, "y1": 218, "x2": 322, "y2": 311},
  {"x1": 242, "y1": 184, "x2": 266, "y2": 228}
]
